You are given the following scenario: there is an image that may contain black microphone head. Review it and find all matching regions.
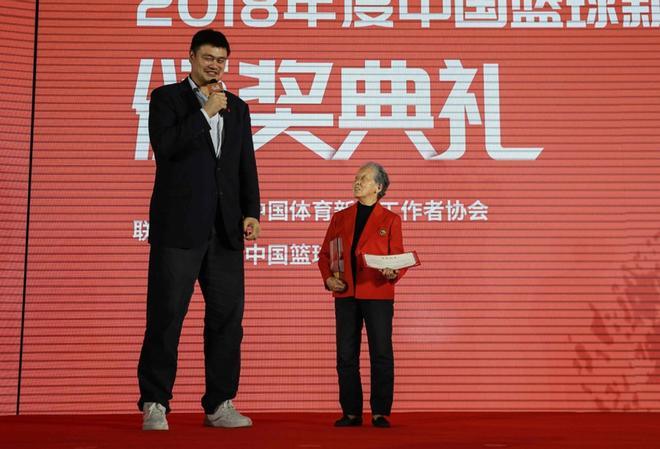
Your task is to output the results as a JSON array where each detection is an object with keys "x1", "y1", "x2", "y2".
[{"x1": 208, "y1": 79, "x2": 223, "y2": 95}]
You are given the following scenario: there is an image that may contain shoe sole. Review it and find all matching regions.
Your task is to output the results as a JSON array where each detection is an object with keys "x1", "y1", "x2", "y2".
[
  {"x1": 143, "y1": 425, "x2": 169, "y2": 431},
  {"x1": 204, "y1": 418, "x2": 252, "y2": 428}
]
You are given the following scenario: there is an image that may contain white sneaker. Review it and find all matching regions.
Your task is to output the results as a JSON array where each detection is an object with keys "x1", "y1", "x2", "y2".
[
  {"x1": 142, "y1": 402, "x2": 169, "y2": 431},
  {"x1": 204, "y1": 400, "x2": 252, "y2": 428}
]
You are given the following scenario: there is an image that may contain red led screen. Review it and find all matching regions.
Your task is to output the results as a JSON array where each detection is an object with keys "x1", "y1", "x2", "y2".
[{"x1": 1, "y1": 1, "x2": 659, "y2": 413}]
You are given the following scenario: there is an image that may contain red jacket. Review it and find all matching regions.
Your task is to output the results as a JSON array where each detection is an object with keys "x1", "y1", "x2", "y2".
[{"x1": 318, "y1": 202, "x2": 406, "y2": 300}]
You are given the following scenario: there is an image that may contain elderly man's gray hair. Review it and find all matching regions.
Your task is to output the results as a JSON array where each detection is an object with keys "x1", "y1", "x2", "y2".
[{"x1": 361, "y1": 162, "x2": 390, "y2": 199}]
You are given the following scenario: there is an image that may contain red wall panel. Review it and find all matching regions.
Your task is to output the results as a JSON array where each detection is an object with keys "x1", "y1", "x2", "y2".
[
  {"x1": 9, "y1": 1, "x2": 660, "y2": 413},
  {"x1": 0, "y1": 0, "x2": 36, "y2": 414}
]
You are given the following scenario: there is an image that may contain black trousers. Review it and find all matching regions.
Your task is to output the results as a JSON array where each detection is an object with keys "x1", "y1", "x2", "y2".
[
  {"x1": 137, "y1": 225, "x2": 244, "y2": 414},
  {"x1": 334, "y1": 298, "x2": 394, "y2": 416}
]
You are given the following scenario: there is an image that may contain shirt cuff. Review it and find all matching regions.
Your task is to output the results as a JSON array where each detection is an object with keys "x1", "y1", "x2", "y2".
[{"x1": 201, "y1": 108, "x2": 213, "y2": 123}]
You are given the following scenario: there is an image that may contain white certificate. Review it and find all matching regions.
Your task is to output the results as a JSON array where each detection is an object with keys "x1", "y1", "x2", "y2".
[{"x1": 363, "y1": 252, "x2": 420, "y2": 270}]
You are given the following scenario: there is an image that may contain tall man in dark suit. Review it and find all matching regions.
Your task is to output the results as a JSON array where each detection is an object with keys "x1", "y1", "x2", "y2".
[{"x1": 137, "y1": 29, "x2": 260, "y2": 431}]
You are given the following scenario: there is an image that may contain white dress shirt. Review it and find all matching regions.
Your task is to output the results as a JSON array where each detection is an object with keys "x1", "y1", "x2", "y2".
[{"x1": 188, "y1": 76, "x2": 223, "y2": 158}]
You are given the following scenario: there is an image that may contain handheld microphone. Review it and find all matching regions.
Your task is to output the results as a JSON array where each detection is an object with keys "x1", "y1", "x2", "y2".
[{"x1": 207, "y1": 79, "x2": 222, "y2": 93}]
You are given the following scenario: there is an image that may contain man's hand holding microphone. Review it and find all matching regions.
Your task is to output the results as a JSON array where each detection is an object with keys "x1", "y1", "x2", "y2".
[{"x1": 202, "y1": 80, "x2": 227, "y2": 117}]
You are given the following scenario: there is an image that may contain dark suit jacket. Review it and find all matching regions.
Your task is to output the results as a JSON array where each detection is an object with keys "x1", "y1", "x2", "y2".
[
  {"x1": 147, "y1": 79, "x2": 260, "y2": 249},
  {"x1": 318, "y1": 202, "x2": 406, "y2": 300}
]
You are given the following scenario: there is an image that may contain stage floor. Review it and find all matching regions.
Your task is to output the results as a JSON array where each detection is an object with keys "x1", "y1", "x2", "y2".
[{"x1": 0, "y1": 412, "x2": 657, "y2": 449}]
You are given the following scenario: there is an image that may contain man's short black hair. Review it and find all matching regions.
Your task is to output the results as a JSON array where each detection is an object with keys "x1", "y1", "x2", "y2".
[{"x1": 190, "y1": 29, "x2": 231, "y2": 56}]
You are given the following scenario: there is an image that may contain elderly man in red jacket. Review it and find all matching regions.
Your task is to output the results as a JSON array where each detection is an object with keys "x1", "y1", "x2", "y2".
[{"x1": 318, "y1": 162, "x2": 406, "y2": 428}]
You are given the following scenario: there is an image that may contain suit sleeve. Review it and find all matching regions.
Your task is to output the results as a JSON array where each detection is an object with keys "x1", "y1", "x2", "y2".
[
  {"x1": 389, "y1": 214, "x2": 407, "y2": 284},
  {"x1": 148, "y1": 87, "x2": 210, "y2": 161},
  {"x1": 238, "y1": 103, "x2": 261, "y2": 220},
  {"x1": 318, "y1": 214, "x2": 337, "y2": 289}
]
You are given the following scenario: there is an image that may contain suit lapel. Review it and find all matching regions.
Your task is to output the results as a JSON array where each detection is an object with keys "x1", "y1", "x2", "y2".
[
  {"x1": 178, "y1": 79, "x2": 216, "y2": 157},
  {"x1": 343, "y1": 204, "x2": 358, "y2": 252},
  {"x1": 356, "y1": 202, "x2": 384, "y2": 251}
]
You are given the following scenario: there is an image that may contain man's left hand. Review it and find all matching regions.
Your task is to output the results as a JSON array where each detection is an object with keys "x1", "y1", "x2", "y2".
[{"x1": 243, "y1": 217, "x2": 260, "y2": 240}]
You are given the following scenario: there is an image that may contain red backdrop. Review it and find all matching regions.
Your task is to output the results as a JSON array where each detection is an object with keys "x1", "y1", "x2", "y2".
[{"x1": 1, "y1": 0, "x2": 659, "y2": 414}]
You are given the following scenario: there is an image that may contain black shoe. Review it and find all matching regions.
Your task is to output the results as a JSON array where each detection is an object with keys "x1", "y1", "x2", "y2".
[
  {"x1": 334, "y1": 415, "x2": 362, "y2": 427},
  {"x1": 372, "y1": 416, "x2": 390, "y2": 428}
]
